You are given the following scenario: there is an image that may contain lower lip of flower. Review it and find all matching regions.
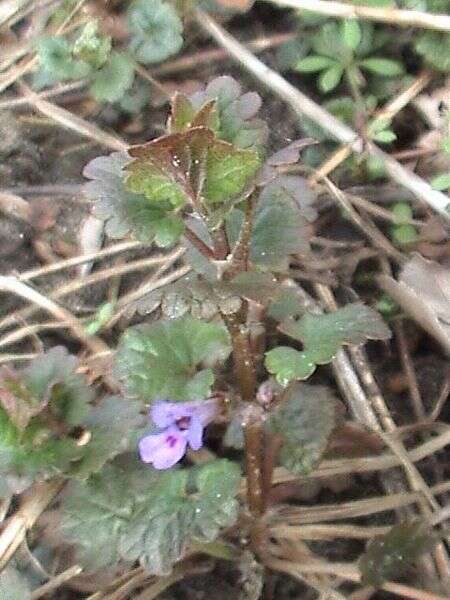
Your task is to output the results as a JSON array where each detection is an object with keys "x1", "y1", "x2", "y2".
[{"x1": 166, "y1": 434, "x2": 179, "y2": 448}]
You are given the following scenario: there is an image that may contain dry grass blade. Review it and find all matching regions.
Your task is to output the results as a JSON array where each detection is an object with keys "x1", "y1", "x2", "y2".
[
  {"x1": 0, "y1": 479, "x2": 63, "y2": 570},
  {"x1": 277, "y1": 491, "x2": 423, "y2": 523},
  {"x1": 18, "y1": 240, "x2": 144, "y2": 281},
  {"x1": 266, "y1": 0, "x2": 450, "y2": 32},
  {"x1": 0, "y1": 0, "x2": 31, "y2": 26},
  {"x1": 0, "y1": 275, "x2": 110, "y2": 355},
  {"x1": 0, "y1": 250, "x2": 179, "y2": 338},
  {"x1": 271, "y1": 427, "x2": 450, "y2": 485},
  {"x1": 196, "y1": 10, "x2": 450, "y2": 219},
  {"x1": 19, "y1": 83, "x2": 127, "y2": 151},
  {"x1": 377, "y1": 255, "x2": 450, "y2": 355},
  {"x1": 31, "y1": 565, "x2": 83, "y2": 600},
  {"x1": 267, "y1": 556, "x2": 449, "y2": 600},
  {"x1": 271, "y1": 523, "x2": 391, "y2": 540}
]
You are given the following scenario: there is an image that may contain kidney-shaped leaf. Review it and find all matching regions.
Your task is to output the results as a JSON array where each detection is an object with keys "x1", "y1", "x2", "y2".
[
  {"x1": 268, "y1": 382, "x2": 337, "y2": 475},
  {"x1": 119, "y1": 459, "x2": 240, "y2": 574},
  {"x1": 359, "y1": 522, "x2": 436, "y2": 586},
  {"x1": 84, "y1": 151, "x2": 184, "y2": 246},
  {"x1": 266, "y1": 303, "x2": 390, "y2": 384},
  {"x1": 61, "y1": 458, "x2": 241, "y2": 575},
  {"x1": 116, "y1": 315, "x2": 231, "y2": 402}
]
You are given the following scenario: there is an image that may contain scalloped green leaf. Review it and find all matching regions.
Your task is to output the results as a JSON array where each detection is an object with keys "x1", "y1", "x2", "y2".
[
  {"x1": 268, "y1": 382, "x2": 337, "y2": 475},
  {"x1": 190, "y1": 76, "x2": 268, "y2": 152},
  {"x1": 266, "y1": 304, "x2": 390, "y2": 384},
  {"x1": 127, "y1": 0, "x2": 183, "y2": 64},
  {"x1": 84, "y1": 151, "x2": 184, "y2": 246},
  {"x1": 251, "y1": 175, "x2": 314, "y2": 269},
  {"x1": 281, "y1": 303, "x2": 391, "y2": 364},
  {"x1": 265, "y1": 346, "x2": 315, "y2": 385},
  {"x1": 0, "y1": 349, "x2": 141, "y2": 485},
  {"x1": 119, "y1": 459, "x2": 240, "y2": 574},
  {"x1": 69, "y1": 395, "x2": 145, "y2": 479},
  {"x1": 59, "y1": 463, "x2": 140, "y2": 570},
  {"x1": 116, "y1": 315, "x2": 231, "y2": 402},
  {"x1": 359, "y1": 522, "x2": 436, "y2": 586},
  {"x1": 60, "y1": 459, "x2": 240, "y2": 575},
  {"x1": 203, "y1": 141, "x2": 261, "y2": 204},
  {"x1": 126, "y1": 127, "x2": 214, "y2": 207},
  {"x1": 0, "y1": 346, "x2": 91, "y2": 437},
  {"x1": 127, "y1": 128, "x2": 261, "y2": 208}
]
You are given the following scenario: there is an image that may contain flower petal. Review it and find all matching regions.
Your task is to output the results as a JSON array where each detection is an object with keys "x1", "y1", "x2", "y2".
[
  {"x1": 138, "y1": 426, "x2": 187, "y2": 469},
  {"x1": 187, "y1": 416, "x2": 204, "y2": 451},
  {"x1": 195, "y1": 399, "x2": 219, "y2": 426},
  {"x1": 150, "y1": 401, "x2": 182, "y2": 428}
]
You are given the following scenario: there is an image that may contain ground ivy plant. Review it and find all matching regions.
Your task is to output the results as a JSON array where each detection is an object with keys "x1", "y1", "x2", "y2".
[{"x1": 1, "y1": 76, "x2": 396, "y2": 583}]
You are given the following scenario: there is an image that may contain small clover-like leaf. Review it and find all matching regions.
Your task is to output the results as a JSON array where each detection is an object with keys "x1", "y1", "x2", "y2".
[
  {"x1": 342, "y1": 19, "x2": 362, "y2": 51},
  {"x1": 36, "y1": 36, "x2": 91, "y2": 85},
  {"x1": 319, "y1": 64, "x2": 344, "y2": 93},
  {"x1": 268, "y1": 382, "x2": 337, "y2": 475},
  {"x1": 116, "y1": 315, "x2": 231, "y2": 402},
  {"x1": 312, "y1": 22, "x2": 351, "y2": 62},
  {"x1": 266, "y1": 304, "x2": 390, "y2": 384},
  {"x1": 359, "y1": 57, "x2": 404, "y2": 76},
  {"x1": 359, "y1": 522, "x2": 436, "y2": 586},
  {"x1": 127, "y1": 0, "x2": 183, "y2": 64},
  {"x1": 431, "y1": 172, "x2": 450, "y2": 191},
  {"x1": 295, "y1": 55, "x2": 337, "y2": 72},
  {"x1": 73, "y1": 20, "x2": 111, "y2": 69},
  {"x1": 89, "y1": 51, "x2": 135, "y2": 103}
]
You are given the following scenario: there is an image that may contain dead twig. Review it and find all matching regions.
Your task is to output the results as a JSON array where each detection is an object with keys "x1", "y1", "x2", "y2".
[
  {"x1": 30, "y1": 565, "x2": 83, "y2": 600},
  {"x1": 0, "y1": 479, "x2": 63, "y2": 570},
  {"x1": 18, "y1": 82, "x2": 126, "y2": 151},
  {"x1": 265, "y1": 0, "x2": 450, "y2": 32}
]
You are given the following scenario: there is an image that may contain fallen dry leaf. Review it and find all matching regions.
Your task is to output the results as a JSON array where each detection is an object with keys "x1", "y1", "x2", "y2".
[
  {"x1": 214, "y1": 0, "x2": 255, "y2": 11},
  {"x1": 377, "y1": 253, "x2": 450, "y2": 354}
]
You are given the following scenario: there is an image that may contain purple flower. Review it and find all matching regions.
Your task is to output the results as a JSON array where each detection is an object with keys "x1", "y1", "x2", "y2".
[{"x1": 138, "y1": 399, "x2": 218, "y2": 470}]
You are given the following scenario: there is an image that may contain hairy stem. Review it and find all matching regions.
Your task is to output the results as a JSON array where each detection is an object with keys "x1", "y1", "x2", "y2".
[
  {"x1": 244, "y1": 420, "x2": 265, "y2": 517},
  {"x1": 223, "y1": 313, "x2": 257, "y2": 403}
]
